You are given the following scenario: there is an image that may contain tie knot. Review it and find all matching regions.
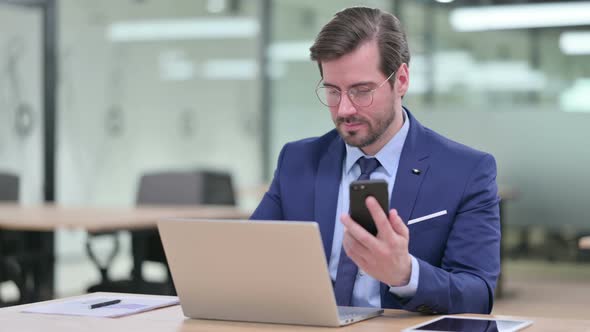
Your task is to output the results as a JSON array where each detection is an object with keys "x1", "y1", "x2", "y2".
[{"x1": 357, "y1": 157, "x2": 381, "y2": 180}]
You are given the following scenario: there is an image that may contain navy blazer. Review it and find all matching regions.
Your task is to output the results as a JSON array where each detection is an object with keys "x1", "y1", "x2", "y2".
[{"x1": 251, "y1": 110, "x2": 500, "y2": 314}]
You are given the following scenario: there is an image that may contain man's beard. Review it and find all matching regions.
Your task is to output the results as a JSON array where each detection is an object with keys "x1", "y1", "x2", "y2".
[{"x1": 336, "y1": 111, "x2": 395, "y2": 148}]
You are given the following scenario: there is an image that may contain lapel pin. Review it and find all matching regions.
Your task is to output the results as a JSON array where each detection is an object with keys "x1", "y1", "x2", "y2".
[{"x1": 411, "y1": 168, "x2": 421, "y2": 175}]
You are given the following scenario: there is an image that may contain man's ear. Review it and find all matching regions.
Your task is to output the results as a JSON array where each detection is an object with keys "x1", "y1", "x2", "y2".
[{"x1": 395, "y1": 63, "x2": 410, "y2": 96}]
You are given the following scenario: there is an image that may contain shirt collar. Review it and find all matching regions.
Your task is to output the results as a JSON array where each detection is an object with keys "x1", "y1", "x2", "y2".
[{"x1": 344, "y1": 110, "x2": 410, "y2": 177}]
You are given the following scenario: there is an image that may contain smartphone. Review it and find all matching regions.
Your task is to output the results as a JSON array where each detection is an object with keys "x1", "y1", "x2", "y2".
[{"x1": 349, "y1": 179, "x2": 389, "y2": 236}]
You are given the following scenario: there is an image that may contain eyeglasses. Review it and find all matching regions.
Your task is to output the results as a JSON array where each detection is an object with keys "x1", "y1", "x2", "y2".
[{"x1": 315, "y1": 71, "x2": 396, "y2": 107}]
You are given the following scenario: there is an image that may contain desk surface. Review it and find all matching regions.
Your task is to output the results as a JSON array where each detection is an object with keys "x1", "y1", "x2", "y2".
[
  {"x1": 0, "y1": 185, "x2": 516, "y2": 233},
  {"x1": 1, "y1": 293, "x2": 589, "y2": 332},
  {"x1": 0, "y1": 203, "x2": 250, "y2": 232}
]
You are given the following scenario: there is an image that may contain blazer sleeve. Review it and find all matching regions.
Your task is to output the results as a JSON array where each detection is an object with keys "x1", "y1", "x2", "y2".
[
  {"x1": 250, "y1": 146, "x2": 286, "y2": 221},
  {"x1": 398, "y1": 153, "x2": 501, "y2": 314}
]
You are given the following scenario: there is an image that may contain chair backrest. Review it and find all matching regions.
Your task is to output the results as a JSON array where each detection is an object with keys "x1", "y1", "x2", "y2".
[
  {"x1": 133, "y1": 170, "x2": 236, "y2": 271},
  {"x1": 0, "y1": 173, "x2": 19, "y2": 202},
  {"x1": 136, "y1": 170, "x2": 235, "y2": 206}
]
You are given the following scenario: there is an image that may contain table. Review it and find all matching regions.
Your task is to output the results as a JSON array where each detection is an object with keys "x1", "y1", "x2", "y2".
[
  {"x1": 0, "y1": 184, "x2": 516, "y2": 302},
  {"x1": 0, "y1": 204, "x2": 250, "y2": 302},
  {"x1": 0, "y1": 203, "x2": 250, "y2": 232},
  {"x1": 1, "y1": 293, "x2": 589, "y2": 332}
]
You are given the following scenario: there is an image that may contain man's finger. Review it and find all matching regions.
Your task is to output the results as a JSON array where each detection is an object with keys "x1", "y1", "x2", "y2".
[
  {"x1": 365, "y1": 196, "x2": 394, "y2": 239},
  {"x1": 340, "y1": 213, "x2": 380, "y2": 249},
  {"x1": 389, "y1": 209, "x2": 409, "y2": 239},
  {"x1": 342, "y1": 230, "x2": 371, "y2": 263}
]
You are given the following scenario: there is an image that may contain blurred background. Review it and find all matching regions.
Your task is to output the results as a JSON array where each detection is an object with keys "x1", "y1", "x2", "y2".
[{"x1": 1, "y1": 0, "x2": 589, "y2": 318}]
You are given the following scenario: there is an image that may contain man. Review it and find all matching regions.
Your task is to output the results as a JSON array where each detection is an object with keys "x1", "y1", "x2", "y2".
[{"x1": 251, "y1": 7, "x2": 500, "y2": 314}]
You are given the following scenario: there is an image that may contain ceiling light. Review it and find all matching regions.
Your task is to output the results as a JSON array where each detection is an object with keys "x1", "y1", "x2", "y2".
[
  {"x1": 108, "y1": 17, "x2": 259, "y2": 42},
  {"x1": 560, "y1": 31, "x2": 590, "y2": 55},
  {"x1": 450, "y1": 2, "x2": 590, "y2": 31}
]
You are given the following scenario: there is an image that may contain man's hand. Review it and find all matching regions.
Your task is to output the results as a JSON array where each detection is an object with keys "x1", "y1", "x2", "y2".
[{"x1": 341, "y1": 196, "x2": 412, "y2": 286}]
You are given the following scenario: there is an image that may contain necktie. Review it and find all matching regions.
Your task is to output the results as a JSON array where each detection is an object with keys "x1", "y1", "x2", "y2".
[{"x1": 334, "y1": 157, "x2": 381, "y2": 306}]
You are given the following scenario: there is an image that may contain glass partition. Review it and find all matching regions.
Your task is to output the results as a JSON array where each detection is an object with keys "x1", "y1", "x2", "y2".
[
  {"x1": 56, "y1": 0, "x2": 263, "y2": 296},
  {"x1": 0, "y1": 3, "x2": 44, "y2": 205},
  {"x1": 57, "y1": 0, "x2": 262, "y2": 208}
]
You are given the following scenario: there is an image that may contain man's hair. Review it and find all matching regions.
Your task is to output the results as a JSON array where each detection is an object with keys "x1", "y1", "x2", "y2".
[{"x1": 309, "y1": 7, "x2": 410, "y2": 82}]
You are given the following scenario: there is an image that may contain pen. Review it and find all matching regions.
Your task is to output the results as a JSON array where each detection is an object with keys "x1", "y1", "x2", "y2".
[{"x1": 89, "y1": 299, "x2": 121, "y2": 309}]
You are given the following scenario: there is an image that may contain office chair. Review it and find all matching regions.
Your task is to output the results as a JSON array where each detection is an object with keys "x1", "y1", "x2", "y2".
[
  {"x1": 0, "y1": 173, "x2": 28, "y2": 306},
  {"x1": 87, "y1": 170, "x2": 236, "y2": 295}
]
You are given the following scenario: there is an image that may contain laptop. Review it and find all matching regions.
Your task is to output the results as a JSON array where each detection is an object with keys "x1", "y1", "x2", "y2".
[{"x1": 157, "y1": 219, "x2": 384, "y2": 327}]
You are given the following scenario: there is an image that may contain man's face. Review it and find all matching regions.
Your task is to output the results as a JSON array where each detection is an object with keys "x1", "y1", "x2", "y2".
[{"x1": 320, "y1": 40, "x2": 407, "y2": 155}]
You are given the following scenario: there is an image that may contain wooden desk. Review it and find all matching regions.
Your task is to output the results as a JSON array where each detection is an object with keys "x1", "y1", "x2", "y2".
[
  {"x1": 0, "y1": 203, "x2": 250, "y2": 232},
  {"x1": 0, "y1": 204, "x2": 250, "y2": 302},
  {"x1": 1, "y1": 293, "x2": 589, "y2": 332}
]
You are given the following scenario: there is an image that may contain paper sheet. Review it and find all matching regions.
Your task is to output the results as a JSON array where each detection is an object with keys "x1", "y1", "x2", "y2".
[{"x1": 22, "y1": 295, "x2": 179, "y2": 318}]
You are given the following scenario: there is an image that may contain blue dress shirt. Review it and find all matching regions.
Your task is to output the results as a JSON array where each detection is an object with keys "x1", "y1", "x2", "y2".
[{"x1": 328, "y1": 111, "x2": 420, "y2": 307}]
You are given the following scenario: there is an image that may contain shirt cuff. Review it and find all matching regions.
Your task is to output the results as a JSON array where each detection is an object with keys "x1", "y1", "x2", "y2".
[{"x1": 388, "y1": 255, "x2": 419, "y2": 298}]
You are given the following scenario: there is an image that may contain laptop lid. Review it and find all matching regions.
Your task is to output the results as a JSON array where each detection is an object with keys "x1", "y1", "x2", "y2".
[{"x1": 158, "y1": 219, "x2": 374, "y2": 327}]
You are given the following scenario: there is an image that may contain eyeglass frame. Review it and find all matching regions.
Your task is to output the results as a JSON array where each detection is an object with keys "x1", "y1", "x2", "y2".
[{"x1": 314, "y1": 70, "x2": 396, "y2": 108}]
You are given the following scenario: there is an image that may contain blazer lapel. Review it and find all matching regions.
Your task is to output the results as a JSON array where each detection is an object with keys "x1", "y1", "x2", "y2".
[
  {"x1": 382, "y1": 109, "x2": 432, "y2": 307},
  {"x1": 315, "y1": 135, "x2": 345, "y2": 263},
  {"x1": 390, "y1": 109, "x2": 432, "y2": 225}
]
